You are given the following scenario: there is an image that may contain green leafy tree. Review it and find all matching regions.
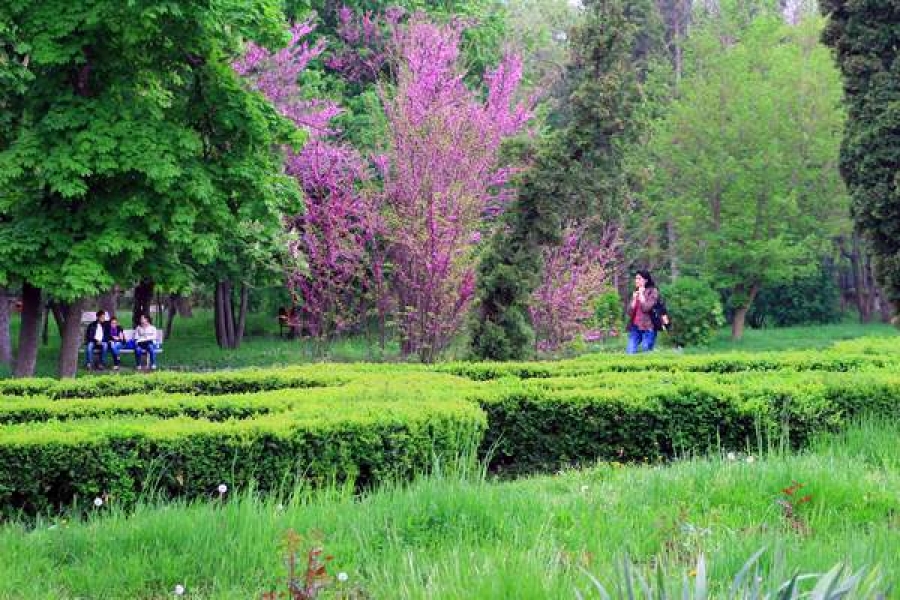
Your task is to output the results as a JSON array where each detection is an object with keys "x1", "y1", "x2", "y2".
[
  {"x1": 820, "y1": 0, "x2": 900, "y2": 315},
  {"x1": 640, "y1": 15, "x2": 849, "y2": 340},
  {"x1": 471, "y1": 0, "x2": 666, "y2": 360},
  {"x1": 0, "y1": 0, "x2": 301, "y2": 376}
]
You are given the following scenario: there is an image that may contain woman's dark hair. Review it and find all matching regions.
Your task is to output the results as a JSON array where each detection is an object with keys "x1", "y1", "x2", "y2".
[{"x1": 635, "y1": 270, "x2": 656, "y2": 288}]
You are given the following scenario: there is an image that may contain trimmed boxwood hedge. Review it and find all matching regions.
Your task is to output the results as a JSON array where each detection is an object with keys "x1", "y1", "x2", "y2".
[
  {"x1": 438, "y1": 350, "x2": 896, "y2": 381},
  {"x1": 0, "y1": 368, "x2": 349, "y2": 399},
  {"x1": 2, "y1": 341, "x2": 900, "y2": 516},
  {"x1": 0, "y1": 398, "x2": 486, "y2": 517},
  {"x1": 464, "y1": 371, "x2": 900, "y2": 474}
]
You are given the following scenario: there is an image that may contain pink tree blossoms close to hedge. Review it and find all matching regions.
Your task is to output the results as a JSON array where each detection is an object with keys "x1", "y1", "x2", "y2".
[
  {"x1": 381, "y1": 14, "x2": 532, "y2": 361},
  {"x1": 235, "y1": 21, "x2": 383, "y2": 339},
  {"x1": 530, "y1": 225, "x2": 619, "y2": 352}
]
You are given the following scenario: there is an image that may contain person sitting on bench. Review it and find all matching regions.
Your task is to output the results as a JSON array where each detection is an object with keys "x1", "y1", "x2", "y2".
[
  {"x1": 84, "y1": 310, "x2": 110, "y2": 370},
  {"x1": 108, "y1": 316, "x2": 126, "y2": 371},
  {"x1": 134, "y1": 314, "x2": 159, "y2": 370}
]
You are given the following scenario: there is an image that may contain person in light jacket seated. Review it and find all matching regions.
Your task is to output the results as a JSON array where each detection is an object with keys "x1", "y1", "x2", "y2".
[{"x1": 134, "y1": 314, "x2": 159, "y2": 370}]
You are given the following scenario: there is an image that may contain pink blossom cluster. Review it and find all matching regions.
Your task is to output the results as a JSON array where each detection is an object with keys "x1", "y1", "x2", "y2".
[
  {"x1": 530, "y1": 225, "x2": 619, "y2": 352},
  {"x1": 325, "y1": 6, "x2": 405, "y2": 84},
  {"x1": 235, "y1": 21, "x2": 382, "y2": 339},
  {"x1": 381, "y1": 14, "x2": 532, "y2": 360}
]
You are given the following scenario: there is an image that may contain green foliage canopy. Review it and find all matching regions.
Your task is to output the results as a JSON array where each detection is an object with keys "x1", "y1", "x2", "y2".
[
  {"x1": 0, "y1": 0, "x2": 302, "y2": 299},
  {"x1": 821, "y1": 0, "x2": 900, "y2": 312}
]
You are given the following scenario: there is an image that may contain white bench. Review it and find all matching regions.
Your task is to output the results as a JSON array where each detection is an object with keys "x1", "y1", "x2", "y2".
[
  {"x1": 81, "y1": 329, "x2": 164, "y2": 370},
  {"x1": 118, "y1": 329, "x2": 165, "y2": 354}
]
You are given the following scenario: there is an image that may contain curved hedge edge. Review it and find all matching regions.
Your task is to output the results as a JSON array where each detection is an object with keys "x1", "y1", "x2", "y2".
[{"x1": 0, "y1": 400, "x2": 487, "y2": 517}]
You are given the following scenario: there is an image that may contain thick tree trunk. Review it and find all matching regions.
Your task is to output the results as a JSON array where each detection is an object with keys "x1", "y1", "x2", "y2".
[
  {"x1": 224, "y1": 281, "x2": 235, "y2": 347},
  {"x1": 132, "y1": 280, "x2": 155, "y2": 327},
  {"x1": 730, "y1": 283, "x2": 760, "y2": 342},
  {"x1": 214, "y1": 281, "x2": 238, "y2": 349},
  {"x1": 165, "y1": 294, "x2": 178, "y2": 340},
  {"x1": 0, "y1": 287, "x2": 11, "y2": 365},
  {"x1": 57, "y1": 298, "x2": 88, "y2": 378},
  {"x1": 235, "y1": 284, "x2": 249, "y2": 348},
  {"x1": 731, "y1": 306, "x2": 749, "y2": 341},
  {"x1": 49, "y1": 301, "x2": 66, "y2": 338},
  {"x1": 13, "y1": 283, "x2": 42, "y2": 378},
  {"x1": 214, "y1": 283, "x2": 225, "y2": 347},
  {"x1": 41, "y1": 303, "x2": 51, "y2": 346}
]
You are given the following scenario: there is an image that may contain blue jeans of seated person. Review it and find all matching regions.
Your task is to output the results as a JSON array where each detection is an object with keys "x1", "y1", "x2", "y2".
[
  {"x1": 626, "y1": 326, "x2": 657, "y2": 354},
  {"x1": 86, "y1": 341, "x2": 107, "y2": 367},
  {"x1": 108, "y1": 341, "x2": 122, "y2": 366},
  {"x1": 135, "y1": 342, "x2": 157, "y2": 368}
]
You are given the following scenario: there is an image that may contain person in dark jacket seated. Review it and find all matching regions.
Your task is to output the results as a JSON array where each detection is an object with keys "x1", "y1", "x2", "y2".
[{"x1": 84, "y1": 310, "x2": 110, "y2": 370}]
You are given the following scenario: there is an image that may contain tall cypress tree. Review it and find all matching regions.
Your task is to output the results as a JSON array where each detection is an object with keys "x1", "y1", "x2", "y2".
[
  {"x1": 820, "y1": 1, "x2": 900, "y2": 314},
  {"x1": 470, "y1": 0, "x2": 666, "y2": 360}
]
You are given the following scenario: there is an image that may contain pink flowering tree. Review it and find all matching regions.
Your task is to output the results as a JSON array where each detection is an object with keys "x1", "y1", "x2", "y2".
[
  {"x1": 530, "y1": 225, "x2": 619, "y2": 352},
  {"x1": 325, "y1": 6, "x2": 405, "y2": 84},
  {"x1": 235, "y1": 21, "x2": 384, "y2": 340},
  {"x1": 381, "y1": 14, "x2": 532, "y2": 361}
]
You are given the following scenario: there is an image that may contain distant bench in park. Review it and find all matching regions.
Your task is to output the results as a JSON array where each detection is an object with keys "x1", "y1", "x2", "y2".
[{"x1": 79, "y1": 311, "x2": 165, "y2": 360}]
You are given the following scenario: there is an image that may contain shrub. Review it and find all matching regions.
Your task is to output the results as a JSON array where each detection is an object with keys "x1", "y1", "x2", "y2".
[
  {"x1": 592, "y1": 291, "x2": 623, "y2": 335},
  {"x1": 3, "y1": 343, "x2": 900, "y2": 515},
  {"x1": 0, "y1": 398, "x2": 486, "y2": 517},
  {"x1": 661, "y1": 278, "x2": 725, "y2": 347},
  {"x1": 745, "y1": 265, "x2": 844, "y2": 327}
]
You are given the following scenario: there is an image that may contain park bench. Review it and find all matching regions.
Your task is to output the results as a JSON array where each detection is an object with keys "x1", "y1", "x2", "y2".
[{"x1": 81, "y1": 328, "x2": 164, "y2": 369}]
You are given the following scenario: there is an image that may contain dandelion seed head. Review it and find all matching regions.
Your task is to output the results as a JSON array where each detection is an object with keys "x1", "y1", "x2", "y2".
[{"x1": 217, "y1": 484, "x2": 228, "y2": 494}]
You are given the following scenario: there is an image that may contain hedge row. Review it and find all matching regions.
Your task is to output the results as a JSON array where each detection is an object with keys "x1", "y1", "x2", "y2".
[
  {"x1": 0, "y1": 372, "x2": 477, "y2": 425},
  {"x1": 0, "y1": 398, "x2": 486, "y2": 516},
  {"x1": 467, "y1": 371, "x2": 900, "y2": 474},
  {"x1": 3, "y1": 342, "x2": 900, "y2": 515},
  {"x1": 0, "y1": 367, "x2": 355, "y2": 399},
  {"x1": 438, "y1": 350, "x2": 897, "y2": 381}
]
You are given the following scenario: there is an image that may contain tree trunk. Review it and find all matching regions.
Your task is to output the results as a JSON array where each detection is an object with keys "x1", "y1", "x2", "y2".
[
  {"x1": 214, "y1": 281, "x2": 238, "y2": 349},
  {"x1": 730, "y1": 283, "x2": 760, "y2": 341},
  {"x1": 13, "y1": 283, "x2": 42, "y2": 378},
  {"x1": 132, "y1": 280, "x2": 155, "y2": 327},
  {"x1": 165, "y1": 294, "x2": 178, "y2": 340},
  {"x1": 57, "y1": 298, "x2": 88, "y2": 378},
  {"x1": 98, "y1": 287, "x2": 118, "y2": 318},
  {"x1": 235, "y1": 284, "x2": 249, "y2": 348},
  {"x1": 41, "y1": 303, "x2": 51, "y2": 346},
  {"x1": 49, "y1": 300, "x2": 67, "y2": 338},
  {"x1": 214, "y1": 283, "x2": 225, "y2": 347},
  {"x1": 0, "y1": 287, "x2": 11, "y2": 365}
]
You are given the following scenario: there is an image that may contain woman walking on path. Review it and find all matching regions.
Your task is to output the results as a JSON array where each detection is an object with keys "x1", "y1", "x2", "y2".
[{"x1": 627, "y1": 270, "x2": 659, "y2": 354}]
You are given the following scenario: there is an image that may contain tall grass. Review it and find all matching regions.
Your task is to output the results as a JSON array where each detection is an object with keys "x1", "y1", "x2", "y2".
[{"x1": 0, "y1": 419, "x2": 897, "y2": 599}]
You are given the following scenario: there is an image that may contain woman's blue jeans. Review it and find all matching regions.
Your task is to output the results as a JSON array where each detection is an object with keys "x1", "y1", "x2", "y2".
[
  {"x1": 626, "y1": 326, "x2": 657, "y2": 354},
  {"x1": 135, "y1": 343, "x2": 157, "y2": 368}
]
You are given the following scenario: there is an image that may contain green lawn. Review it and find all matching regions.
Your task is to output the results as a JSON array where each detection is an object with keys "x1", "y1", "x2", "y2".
[
  {"x1": 2, "y1": 309, "x2": 895, "y2": 378},
  {"x1": 0, "y1": 419, "x2": 896, "y2": 599}
]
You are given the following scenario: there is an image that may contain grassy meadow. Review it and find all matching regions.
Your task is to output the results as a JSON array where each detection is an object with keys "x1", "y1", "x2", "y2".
[{"x1": 0, "y1": 419, "x2": 897, "y2": 598}]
